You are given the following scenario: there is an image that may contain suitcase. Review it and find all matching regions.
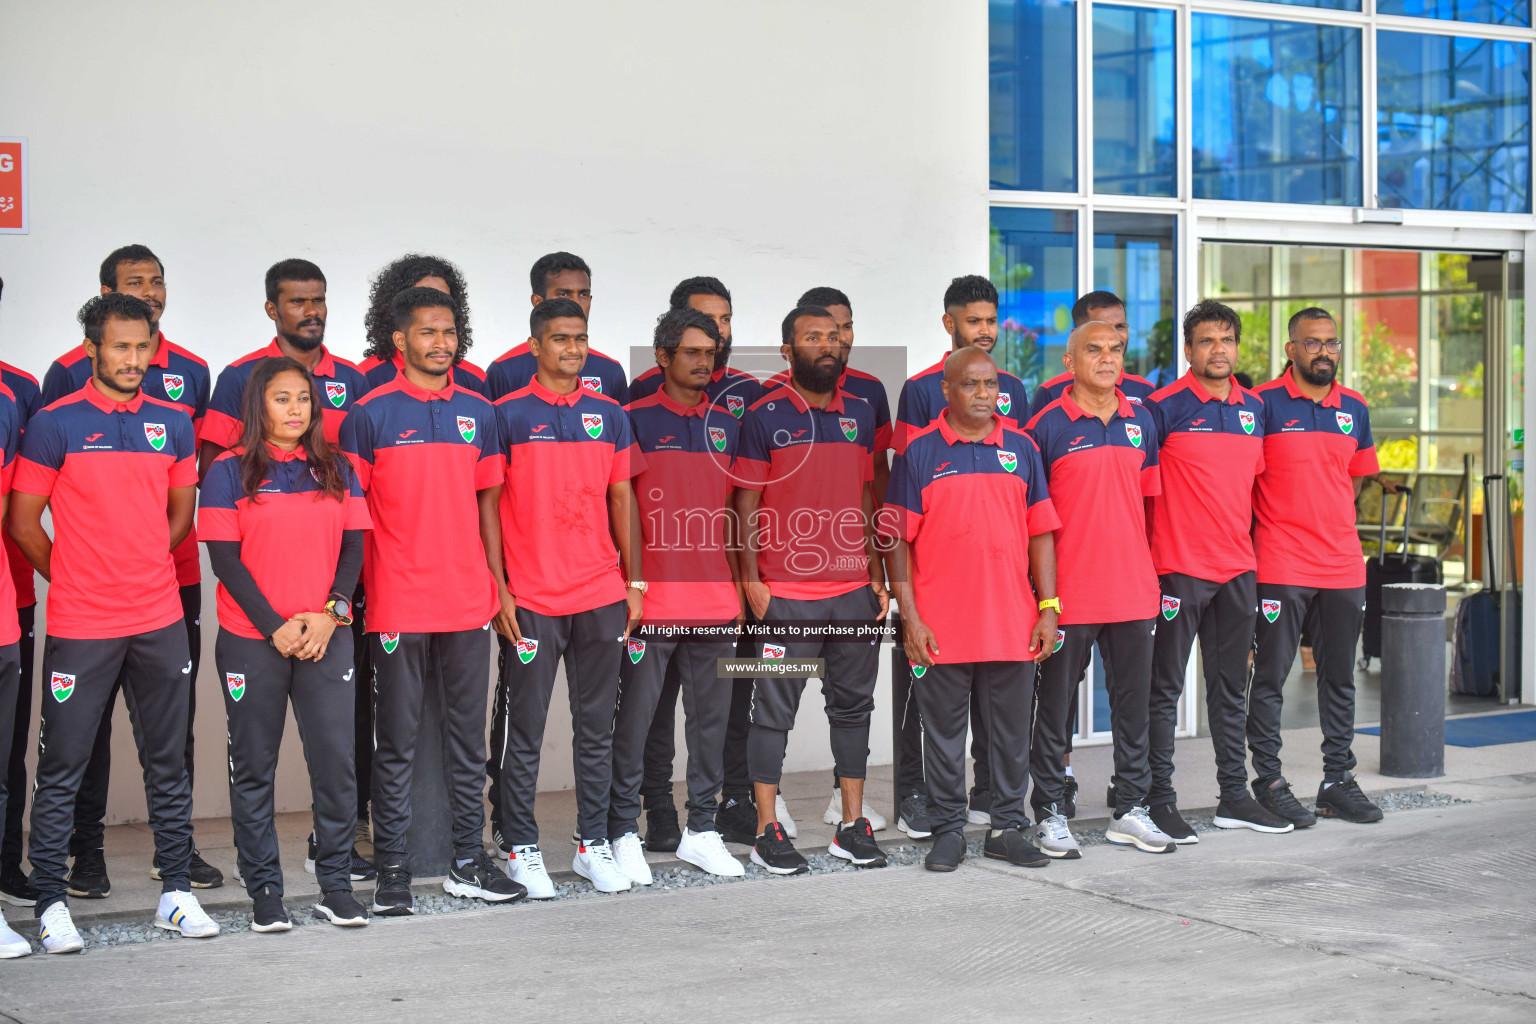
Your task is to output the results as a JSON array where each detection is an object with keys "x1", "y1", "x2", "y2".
[
  {"x1": 1452, "y1": 475, "x2": 1521, "y2": 698},
  {"x1": 1363, "y1": 483, "x2": 1442, "y2": 661}
]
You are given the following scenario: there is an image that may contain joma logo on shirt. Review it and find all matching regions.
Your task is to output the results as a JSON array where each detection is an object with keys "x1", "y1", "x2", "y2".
[
  {"x1": 84, "y1": 433, "x2": 103, "y2": 443},
  {"x1": 658, "y1": 435, "x2": 676, "y2": 444}
]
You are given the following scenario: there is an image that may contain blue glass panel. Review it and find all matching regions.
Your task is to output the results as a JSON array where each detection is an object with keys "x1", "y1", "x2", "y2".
[
  {"x1": 990, "y1": 0, "x2": 1078, "y2": 192},
  {"x1": 990, "y1": 207, "x2": 1078, "y2": 390},
  {"x1": 1378, "y1": 0, "x2": 1529, "y2": 28},
  {"x1": 1377, "y1": 32, "x2": 1531, "y2": 213},
  {"x1": 1249, "y1": 0, "x2": 1362, "y2": 10},
  {"x1": 1093, "y1": 5, "x2": 1177, "y2": 197},
  {"x1": 1192, "y1": 14, "x2": 1363, "y2": 205},
  {"x1": 1093, "y1": 213, "x2": 1178, "y2": 384}
]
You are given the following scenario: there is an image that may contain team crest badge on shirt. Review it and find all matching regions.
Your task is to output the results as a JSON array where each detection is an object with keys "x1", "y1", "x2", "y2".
[
  {"x1": 762, "y1": 643, "x2": 786, "y2": 660},
  {"x1": 709, "y1": 426, "x2": 727, "y2": 452},
  {"x1": 1239, "y1": 410, "x2": 1255, "y2": 434},
  {"x1": 162, "y1": 373, "x2": 185, "y2": 401},
  {"x1": 1336, "y1": 411, "x2": 1354, "y2": 435},
  {"x1": 325, "y1": 381, "x2": 347, "y2": 408},
  {"x1": 580, "y1": 376, "x2": 603, "y2": 394},
  {"x1": 516, "y1": 638, "x2": 539, "y2": 663},
  {"x1": 1161, "y1": 596, "x2": 1180, "y2": 620},
  {"x1": 840, "y1": 417, "x2": 858, "y2": 442},
  {"x1": 998, "y1": 450, "x2": 1018, "y2": 473},
  {"x1": 457, "y1": 416, "x2": 476, "y2": 443},
  {"x1": 144, "y1": 423, "x2": 167, "y2": 451},
  {"x1": 226, "y1": 673, "x2": 246, "y2": 702},
  {"x1": 1261, "y1": 599, "x2": 1282, "y2": 623},
  {"x1": 1125, "y1": 424, "x2": 1143, "y2": 448},
  {"x1": 49, "y1": 672, "x2": 75, "y2": 703},
  {"x1": 627, "y1": 638, "x2": 646, "y2": 664},
  {"x1": 996, "y1": 393, "x2": 1012, "y2": 416},
  {"x1": 1052, "y1": 630, "x2": 1064, "y2": 654},
  {"x1": 725, "y1": 395, "x2": 745, "y2": 418},
  {"x1": 582, "y1": 414, "x2": 604, "y2": 439},
  {"x1": 380, "y1": 632, "x2": 400, "y2": 654},
  {"x1": 909, "y1": 661, "x2": 927, "y2": 679}
]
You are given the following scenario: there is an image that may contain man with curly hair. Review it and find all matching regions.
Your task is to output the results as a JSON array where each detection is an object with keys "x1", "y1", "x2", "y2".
[{"x1": 358, "y1": 255, "x2": 489, "y2": 397}]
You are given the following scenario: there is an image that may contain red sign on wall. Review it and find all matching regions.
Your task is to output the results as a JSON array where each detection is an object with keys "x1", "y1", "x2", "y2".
[{"x1": 0, "y1": 138, "x2": 28, "y2": 234}]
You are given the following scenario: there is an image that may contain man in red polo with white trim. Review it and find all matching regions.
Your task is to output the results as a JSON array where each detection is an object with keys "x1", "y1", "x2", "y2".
[
  {"x1": 1025, "y1": 321, "x2": 1174, "y2": 857},
  {"x1": 1250, "y1": 307, "x2": 1384, "y2": 826}
]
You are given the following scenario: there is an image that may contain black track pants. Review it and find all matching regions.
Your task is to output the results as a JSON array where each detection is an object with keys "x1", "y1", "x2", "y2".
[
  {"x1": 1, "y1": 605, "x2": 34, "y2": 873},
  {"x1": 915, "y1": 660, "x2": 1033, "y2": 834}
]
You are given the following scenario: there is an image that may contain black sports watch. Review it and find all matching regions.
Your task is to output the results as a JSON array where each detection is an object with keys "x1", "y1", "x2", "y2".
[{"x1": 325, "y1": 595, "x2": 354, "y2": 626}]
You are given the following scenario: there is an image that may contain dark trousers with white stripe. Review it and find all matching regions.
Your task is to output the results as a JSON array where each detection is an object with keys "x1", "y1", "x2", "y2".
[
  {"x1": 1250, "y1": 584, "x2": 1365, "y2": 785},
  {"x1": 1149, "y1": 571, "x2": 1256, "y2": 804},
  {"x1": 915, "y1": 661, "x2": 1033, "y2": 834},
  {"x1": 496, "y1": 602, "x2": 626, "y2": 846},
  {"x1": 371, "y1": 627, "x2": 491, "y2": 863},
  {"x1": 218, "y1": 628, "x2": 357, "y2": 896},
  {"x1": 1, "y1": 605, "x2": 34, "y2": 876},
  {"x1": 30, "y1": 623, "x2": 193, "y2": 913}
]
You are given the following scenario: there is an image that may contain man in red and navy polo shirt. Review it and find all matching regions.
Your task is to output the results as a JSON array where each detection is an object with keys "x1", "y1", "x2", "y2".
[
  {"x1": 43, "y1": 244, "x2": 221, "y2": 894},
  {"x1": 1146, "y1": 301, "x2": 1291, "y2": 840},
  {"x1": 341, "y1": 288, "x2": 519, "y2": 915},
  {"x1": 1250, "y1": 307, "x2": 1384, "y2": 826},
  {"x1": 9, "y1": 294, "x2": 217, "y2": 946},
  {"x1": 629, "y1": 276, "x2": 764, "y2": 412},
  {"x1": 202, "y1": 259, "x2": 371, "y2": 473},
  {"x1": 737, "y1": 304, "x2": 887, "y2": 875},
  {"x1": 1027, "y1": 290, "x2": 1156, "y2": 419},
  {"x1": 357, "y1": 255, "x2": 490, "y2": 399},
  {"x1": 609, "y1": 308, "x2": 745, "y2": 882},
  {"x1": 1025, "y1": 321, "x2": 1174, "y2": 857},
  {"x1": 362, "y1": 351, "x2": 488, "y2": 397},
  {"x1": 0, "y1": 377, "x2": 30, "y2": 945},
  {"x1": 485, "y1": 252, "x2": 628, "y2": 403},
  {"x1": 882, "y1": 347, "x2": 1061, "y2": 872},
  {"x1": 485, "y1": 297, "x2": 644, "y2": 897}
]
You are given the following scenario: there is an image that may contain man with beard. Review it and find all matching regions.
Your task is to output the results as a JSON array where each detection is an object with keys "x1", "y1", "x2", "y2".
[
  {"x1": 737, "y1": 305, "x2": 887, "y2": 875},
  {"x1": 1027, "y1": 291, "x2": 1156, "y2": 419},
  {"x1": 1249, "y1": 308, "x2": 1383, "y2": 826},
  {"x1": 41, "y1": 245, "x2": 222, "y2": 898}
]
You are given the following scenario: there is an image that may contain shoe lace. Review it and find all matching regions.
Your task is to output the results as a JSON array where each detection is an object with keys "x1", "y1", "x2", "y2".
[
  {"x1": 588, "y1": 841, "x2": 618, "y2": 866},
  {"x1": 1040, "y1": 814, "x2": 1071, "y2": 842},
  {"x1": 42, "y1": 903, "x2": 77, "y2": 936},
  {"x1": 697, "y1": 831, "x2": 730, "y2": 858},
  {"x1": 1337, "y1": 777, "x2": 1369, "y2": 803},
  {"x1": 518, "y1": 847, "x2": 546, "y2": 872},
  {"x1": 1122, "y1": 805, "x2": 1158, "y2": 831},
  {"x1": 907, "y1": 792, "x2": 930, "y2": 816},
  {"x1": 380, "y1": 864, "x2": 411, "y2": 888}
]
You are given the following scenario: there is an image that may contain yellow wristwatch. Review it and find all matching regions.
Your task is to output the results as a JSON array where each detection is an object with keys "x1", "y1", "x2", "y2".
[{"x1": 1038, "y1": 597, "x2": 1062, "y2": 614}]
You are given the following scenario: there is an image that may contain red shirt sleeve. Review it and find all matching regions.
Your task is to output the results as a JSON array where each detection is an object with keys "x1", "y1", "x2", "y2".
[{"x1": 1348, "y1": 445, "x2": 1380, "y2": 477}]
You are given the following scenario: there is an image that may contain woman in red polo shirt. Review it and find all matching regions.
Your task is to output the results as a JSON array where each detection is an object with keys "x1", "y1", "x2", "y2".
[{"x1": 199, "y1": 356, "x2": 371, "y2": 933}]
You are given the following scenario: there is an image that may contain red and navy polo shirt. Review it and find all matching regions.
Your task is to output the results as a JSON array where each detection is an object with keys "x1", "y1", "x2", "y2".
[
  {"x1": 737, "y1": 385, "x2": 876, "y2": 600},
  {"x1": 1026, "y1": 388, "x2": 1161, "y2": 624},
  {"x1": 493, "y1": 378, "x2": 645, "y2": 617},
  {"x1": 15, "y1": 385, "x2": 197, "y2": 639},
  {"x1": 1253, "y1": 373, "x2": 1379, "y2": 589},
  {"x1": 341, "y1": 376, "x2": 502, "y2": 633},
  {"x1": 42, "y1": 335, "x2": 210, "y2": 589},
  {"x1": 881, "y1": 411, "x2": 1060, "y2": 663},
  {"x1": 0, "y1": 386, "x2": 22, "y2": 644},
  {"x1": 359, "y1": 351, "x2": 490, "y2": 399},
  {"x1": 895, "y1": 355, "x2": 1026, "y2": 454},
  {"x1": 199, "y1": 445, "x2": 372, "y2": 639},
  {"x1": 1146, "y1": 373, "x2": 1266, "y2": 585},
  {"x1": 206, "y1": 341, "x2": 371, "y2": 449},
  {"x1": 625, "y1": 388, "x2": 741, "y2": 626},
  {"x1": 486, "y1": 342, "x2": 629, "y2": 405},
  {"x1": 0, "y1": 362, "x2": 41, "y2": 611},
  {"x1": 1027, "y1": 369, "x2": 1156, "y2": 420},
  {"x1": 767, "y1": 367, "x2": 893, "y2": 454},
  {"x1": 629, "y1": 364, "x2": 766, "y2": 421}
]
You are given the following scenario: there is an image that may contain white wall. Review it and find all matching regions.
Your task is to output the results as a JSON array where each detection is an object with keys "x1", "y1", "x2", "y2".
[{"x1": 0, "y1": 0, "x2": 987, "y2": 822}]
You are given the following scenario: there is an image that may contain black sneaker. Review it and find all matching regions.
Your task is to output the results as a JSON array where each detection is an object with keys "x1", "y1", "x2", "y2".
[
  {"x1": 829, "y1": 818, "x2": 887, "y2": 868},
  {"x1": 1213, "y1": 794, "x2": 1295, "y2": 833},
  {"x1": 250, "y1": 884, "x2": 292, "y2": 933},
  {"x1": 152, "y1": 849, "x2": 224, "y2": 888},
  {"x1": 924, "y1": 831, "x2": 966, "y2": 872},
  {"x1": 1149, "y1": 802, "x2": 1198, "y2": 845},
  {"x1": 444, "y1": 851, "x2": 526, "y2": 903},
  {"x1": 897, "y1": 792, "x2": 933, "y2": 839},
  {"x1": 1315, "y1": 775, "x2": 1384, "y2": 824},
  {"x1": 1254, "y1": 777, "x2": 1316, "y2": 829},
  {"x1": 749, "y1": 823, "x2": 808, "y2": 875},
  {"x1": 371, "y1": 862, "x2": 415, "y2": 916},
  {"x1": 984, "y1": 826, "x2": 1049, "y2": 868},
  {"x1": 715, "y1": 796, "x2": 758, "y2": 846},
  {"x1": 1063, "y1": 776, "x2": 1078, "y2": 819},
  {"x1": 967, "y1": 788, "x2": 993, "y2": 826},
  {"x1": 304, "y1": 832, "x2": 377, "y2": 881},
  {"x1": 644, "y1": 804, "x2": 683, "y2": 853},
  {"x1": 314, "y1": 889, "x2": 369, "y2": 927},
  {"x1": 0, "y1": 865, "x2": 37, "y2": 907},
  {"x1": 66, "y1": 848, "x2": 110, "y2": 899}
]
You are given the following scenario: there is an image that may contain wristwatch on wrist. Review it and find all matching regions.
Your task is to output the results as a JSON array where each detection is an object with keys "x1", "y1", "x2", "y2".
[
  {"x1": 1038, "y1": 597, "x2": 1062, "y2": 614},
  {"x1": 627, "y1": 581, "x2": 648, "y2": 594},
  {"x1": 325, "y1": 595, "x2": 354, "y2": 626}
]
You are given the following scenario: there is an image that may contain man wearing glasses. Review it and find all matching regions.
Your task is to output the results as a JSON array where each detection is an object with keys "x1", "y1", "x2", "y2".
[{"x1": 1249, "y1": 308, "x2": 1383, "y2": 827}]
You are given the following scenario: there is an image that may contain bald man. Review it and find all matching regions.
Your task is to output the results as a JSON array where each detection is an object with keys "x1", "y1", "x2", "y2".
[
  {"x1": 1024, "y1": 322, "x2": 1174, "y2": 856},
  {"x1": 882, "y1": 348, "x2": 1061, "y2": 871}
]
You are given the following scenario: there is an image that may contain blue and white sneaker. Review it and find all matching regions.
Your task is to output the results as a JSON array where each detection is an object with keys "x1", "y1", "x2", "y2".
[
  {"x1": 38, "y1": 902, "x2": 83, "y2": 954},
  {"x1": 155, "y1": 890, "x2": 220, "y2": 938}
]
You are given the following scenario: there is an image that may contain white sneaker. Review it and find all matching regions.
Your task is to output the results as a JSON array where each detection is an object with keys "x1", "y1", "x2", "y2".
[
  {"x1": 154, "y1": 890, "x2": 221, "y2": 938},
  {"x1": 610, "y1": 832, "x2": 653, "y2": 886},
  {"x1": 1105, "y1": 805, "x2": 1177, "y2": 855},
  {"x1": 507, "y1": 845, "x2": 557, "y2": 900},
  {"x1": 38, "y1": 902, "x2": 82, "y2": 954},
  {"x1": 572, "y1": 840, "x2": 632, "y2": 893},
  {"x1": 676, "y1": 828, "x2": 745, "y2": 878},
  {"x1": 775, "y1": 795, "x2": 798, "y2": 838},
  {"x1": 0, "y1": 915, "x2": 32, "y2": 958},
  {"x1": 821, "y1": 790, "x2": 888, "y2": 832}
]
